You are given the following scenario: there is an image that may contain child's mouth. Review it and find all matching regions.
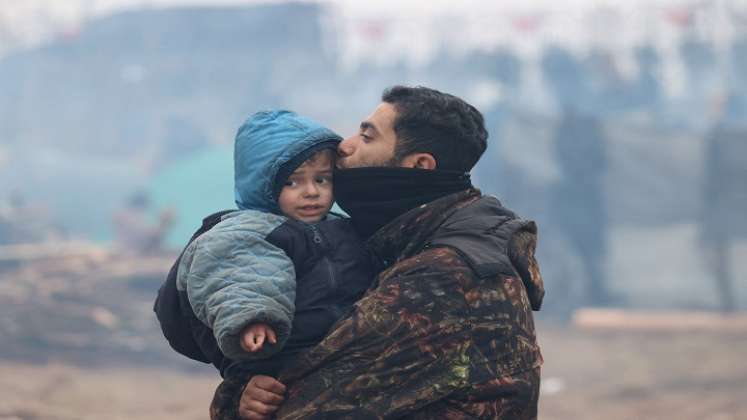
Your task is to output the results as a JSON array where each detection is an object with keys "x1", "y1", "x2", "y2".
[{"x1": 298, "y1": 205, "x2": 322, "y2": 212}]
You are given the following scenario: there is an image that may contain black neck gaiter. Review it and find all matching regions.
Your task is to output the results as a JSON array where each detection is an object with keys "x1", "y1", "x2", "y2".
[{"x1": 333, "y1": 167, "x2": 473, "y2": 239}]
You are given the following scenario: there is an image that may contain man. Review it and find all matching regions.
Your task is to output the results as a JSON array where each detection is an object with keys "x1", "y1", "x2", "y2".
[
  {"x1": 700, "y1": 93, "x2": 747, "y2": 313},
  {"x1": 211, "y1": 86, "x2": 545, "y2": 419}
]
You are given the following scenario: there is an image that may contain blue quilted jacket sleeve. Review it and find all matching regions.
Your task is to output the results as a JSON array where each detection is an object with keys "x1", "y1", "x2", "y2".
[{"x1": 176, "y1": 210, "x2": 295, "y2": 361}]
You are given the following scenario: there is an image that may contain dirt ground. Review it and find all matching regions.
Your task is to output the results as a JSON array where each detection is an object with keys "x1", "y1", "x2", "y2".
[
  {"x1": 537, "y1": 324, "x2": 747, "y2": 420},
  {"x1": 1, "y1": 323, "x2": 745, "y2": 420}
]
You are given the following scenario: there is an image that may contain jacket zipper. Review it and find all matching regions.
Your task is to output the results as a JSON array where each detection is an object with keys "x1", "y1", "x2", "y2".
[
  {"x1": 309, "y1": 224, "x2": 337, "y2": 291},
  {"x1": 310, "y1": 224, "x2": 322, "y2": 244}
]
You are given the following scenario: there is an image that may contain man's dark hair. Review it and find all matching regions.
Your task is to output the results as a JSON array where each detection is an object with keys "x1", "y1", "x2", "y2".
[{"x1": 382, "y1": 85, "x2": 488, "y2": 172}]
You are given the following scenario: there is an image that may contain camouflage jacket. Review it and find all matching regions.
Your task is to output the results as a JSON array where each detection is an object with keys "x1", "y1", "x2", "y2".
[{"x1": 211, "y1": 188, "x2": 545, "y2": 419}]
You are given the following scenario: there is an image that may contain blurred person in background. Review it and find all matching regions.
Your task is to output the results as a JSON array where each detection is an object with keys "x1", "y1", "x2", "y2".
[
  {"x1": 550, "y1": 107, "x2": 611, "y2": 307},
  {"x1": 542, "y1": 46, "x2": 611, "y2": 308},
  {"x1": 700, "y1": 93, "x2": 747, "y2": 313},
  {"x1": 112, "y1": 191, "x2": 174, "y2": 255}
]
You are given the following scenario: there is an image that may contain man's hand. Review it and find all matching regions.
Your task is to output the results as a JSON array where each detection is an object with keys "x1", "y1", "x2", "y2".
[
  {"x1": 238, "y1": 375, "x2": 286, "y2": 420},
  {"x1": 241, "y1": 323, "x2": 277, "y2": 353}
]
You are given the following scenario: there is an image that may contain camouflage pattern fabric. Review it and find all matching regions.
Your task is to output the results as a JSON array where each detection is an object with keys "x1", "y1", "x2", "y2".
[{"x1": 211, "y1": 189, "x2": 544, "y2": 419}]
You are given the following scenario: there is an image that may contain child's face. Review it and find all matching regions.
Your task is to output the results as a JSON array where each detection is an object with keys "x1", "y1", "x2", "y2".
[{"x1": 278, "y1": 149, "x2": 334, "y2": 223}]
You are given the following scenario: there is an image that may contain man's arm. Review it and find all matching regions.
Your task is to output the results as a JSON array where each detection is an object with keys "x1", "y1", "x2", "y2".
[
  {"x1": 214, "y1": 246, "x2": 541, "y2": 419},
  {"x1": 209, "y1": 253, "x2": 470, "y2": 420},
  {"x1": 274, "y1": 245, "x2": 542, "y2": 419},
  {"x1": 273, "y1": 248, "x2": 479, "y2": 418}
]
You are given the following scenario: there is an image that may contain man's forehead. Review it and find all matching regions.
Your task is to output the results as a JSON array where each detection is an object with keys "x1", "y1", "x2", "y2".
[{"x1": 362, "y1": 102, "x2": 396, "y2": 132}]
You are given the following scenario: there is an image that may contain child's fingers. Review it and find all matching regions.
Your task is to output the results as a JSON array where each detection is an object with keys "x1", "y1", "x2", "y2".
[
  {"x1": 255, "y1": 333, "x2": 266, "y2": 347},
  {"x1": 240, "y1": 324, "x2": 274, "y2": 353},
  {"x1": 241, "y1": 332, "x2": 255, "y2": 352}
]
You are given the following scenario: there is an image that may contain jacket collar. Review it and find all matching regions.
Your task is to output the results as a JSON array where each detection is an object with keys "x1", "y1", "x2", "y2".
[{"x1": 366, "y1": 188, "x2": 482, "y2": 268}]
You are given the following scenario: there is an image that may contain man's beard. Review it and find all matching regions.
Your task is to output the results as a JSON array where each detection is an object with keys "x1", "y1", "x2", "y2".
[
  {"x1": 336, "y1": 143, "x2": 407, "y2": 170},
  {"x1": 335, "y1": 155, "x2": 402, "y2": 169},
  {"x1": 337, "y1": 155, "x2": 400, "y2": 170}
]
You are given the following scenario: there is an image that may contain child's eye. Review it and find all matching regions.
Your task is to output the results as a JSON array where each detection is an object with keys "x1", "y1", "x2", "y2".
[
  {"x1": 284, "y1": 180, "x2": 297, "y2": 187},
  {"x1": 315, "y1": 176, "x2": 331, "y2": 184}
]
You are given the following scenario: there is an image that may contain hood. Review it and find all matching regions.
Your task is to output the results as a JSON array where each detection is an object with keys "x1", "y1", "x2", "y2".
[{"x1": 233, "y1": 110, "x2": 341, "y2": 214}]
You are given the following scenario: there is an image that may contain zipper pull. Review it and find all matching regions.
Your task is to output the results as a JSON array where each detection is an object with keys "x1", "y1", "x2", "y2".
[{"x1": 310, "y1": 225, "x2": 322, "y2": 244}]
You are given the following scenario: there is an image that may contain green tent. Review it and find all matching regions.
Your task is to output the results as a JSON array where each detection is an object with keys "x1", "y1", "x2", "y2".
[{"x1": 149, "y1": 145, "x2": 235, "y2": 249}]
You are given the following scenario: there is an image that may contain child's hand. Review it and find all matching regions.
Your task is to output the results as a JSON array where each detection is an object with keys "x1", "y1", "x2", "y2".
[{"x1": 240, "y1": 323, "x2": 277, "y2": 353}]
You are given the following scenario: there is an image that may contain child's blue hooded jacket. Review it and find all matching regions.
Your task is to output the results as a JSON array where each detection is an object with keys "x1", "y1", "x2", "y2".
[
  {"x1": 172, "y1": 111, "x2": 373, "y2": 377},
  {"x1": 233, "y1": 109, "x2": 341, "y2": 214}
]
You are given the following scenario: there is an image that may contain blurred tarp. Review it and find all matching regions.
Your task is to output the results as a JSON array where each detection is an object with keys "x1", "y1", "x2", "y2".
[{"x1": 148, "y1": 145, "x2": 234, "y2": 249}]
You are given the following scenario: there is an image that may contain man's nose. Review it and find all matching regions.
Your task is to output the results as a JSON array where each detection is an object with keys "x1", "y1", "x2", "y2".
[{"x1": 337, "y1": 135, "x2": 356, "y2": 158}]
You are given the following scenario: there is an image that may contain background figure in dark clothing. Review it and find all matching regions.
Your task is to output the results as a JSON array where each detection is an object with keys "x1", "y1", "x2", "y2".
[
  {"x1": 551, "y1": 107, "x2": 611, "y2": 307},
  {"x1": 541, "y1": 46, "x2": 593, "y2": 115},
  {"x1": 700, "y1": 94, "x2": 747, "y2": 312},
  {"x1": 631, "y1": 45, "x2": 662, "y2": 116}
]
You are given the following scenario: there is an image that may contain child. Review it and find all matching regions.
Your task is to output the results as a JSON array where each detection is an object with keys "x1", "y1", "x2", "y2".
[{"x1": 166, "y1": 110, "x2": 374, "y2": 378}]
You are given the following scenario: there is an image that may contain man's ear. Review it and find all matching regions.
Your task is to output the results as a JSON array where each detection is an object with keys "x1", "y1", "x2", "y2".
[{"x1": 400, "y1": 153, "x2": 437, "y2": 170}]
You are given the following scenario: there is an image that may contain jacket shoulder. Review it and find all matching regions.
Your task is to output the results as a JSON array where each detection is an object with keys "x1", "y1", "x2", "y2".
[
  {"x1": 430, "y1": 196, "x2": 535, "y2": 277},
  {"x1": 176, "y1": 210, "x2": 289, "y2": 292},
  {"x1": 204, "y1": 209, "x2": 287, "y2": 238},
  {"x1": 429, "y1": 196, "x2": 544, "y2": 310}
]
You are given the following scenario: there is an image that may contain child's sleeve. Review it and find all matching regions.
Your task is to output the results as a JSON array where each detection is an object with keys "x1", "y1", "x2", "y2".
[{"x1": 176, "y1": 220, "x2": 296, "y2": 361}]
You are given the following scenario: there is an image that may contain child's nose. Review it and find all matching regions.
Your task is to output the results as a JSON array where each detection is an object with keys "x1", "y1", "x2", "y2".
[{"x1": 303, "y1": 182, "x2": 320, "y2": 197}]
